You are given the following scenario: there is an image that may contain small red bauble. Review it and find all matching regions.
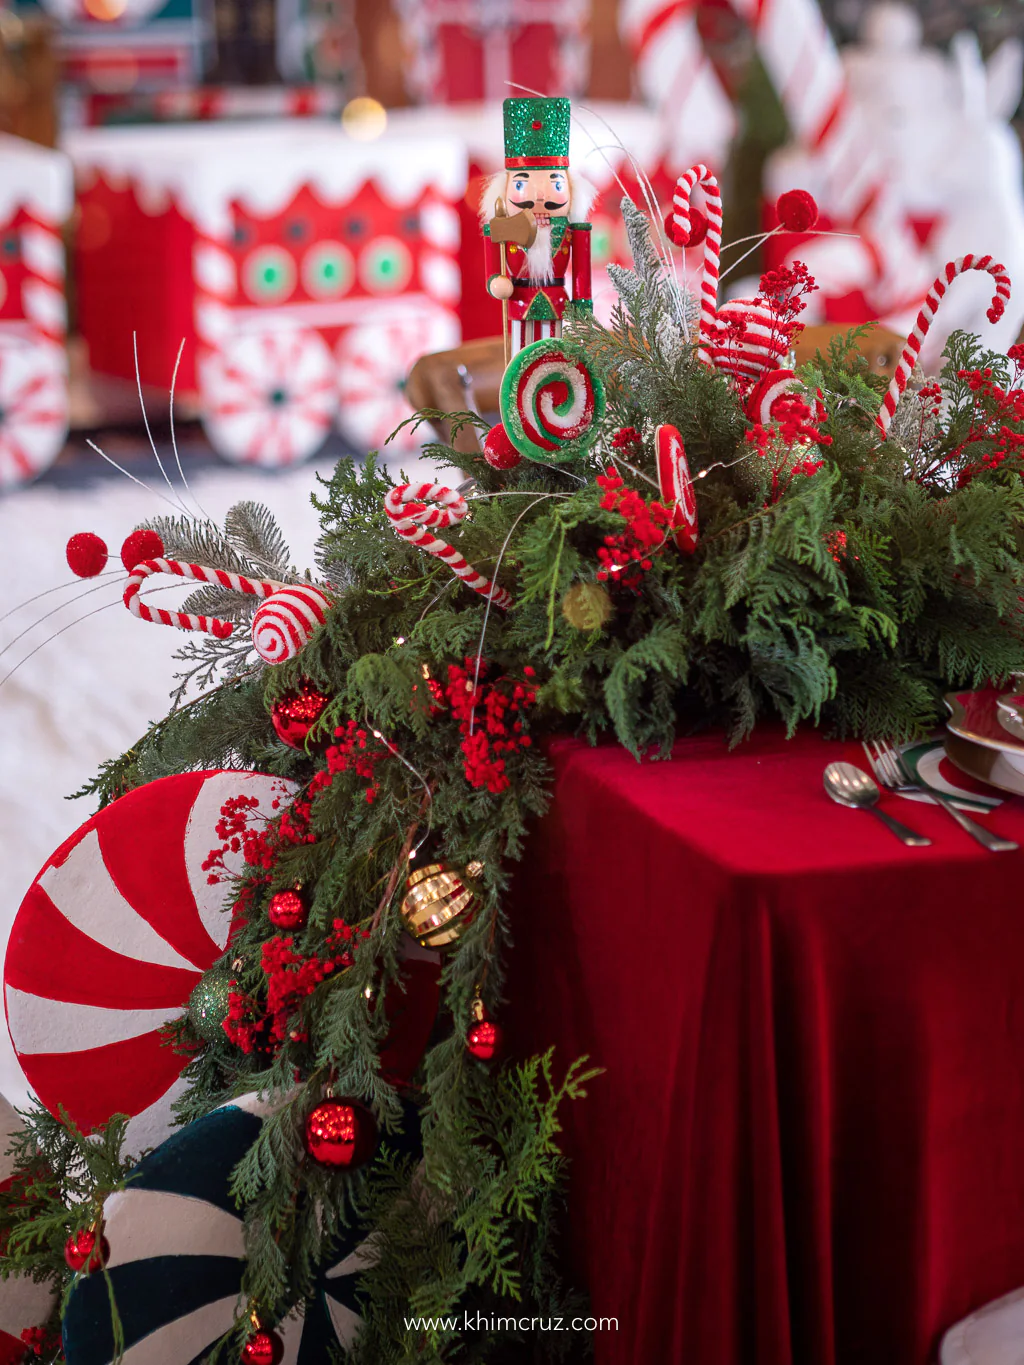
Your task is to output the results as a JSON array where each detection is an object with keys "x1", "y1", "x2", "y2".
[
  {"x1": 240, "y1": 1329, "x2": 284, "y2": 1365},
  {"x1": 776, "y1": 189, "x2": 818, "y2": 233},
  {"x1": 64, "y1": 1228, "x2": 109, "y2": 1273},
  {"x1": 664, "y1": 206, "x2": 707, "y2": 249},
  {"x1": 120, "y1": 528, "x2": 165, "y2": 572},
  {"x1": 305, "y1": 1099, "x2": 377, "y2": 1169},
  {"x1": 466, "y1": 1004, "x2": 503, "y2": 1062},
  {"x1": 66, "y1": 532, "x2": 108, "y2": 579},
  {"x1": 483, "y1": 422, "x2": 522, "y2": 470},
  {"x1": 270, "y1": 684, "x2": 331, "y2": 749},
  {"x1": 267, "y1": 888, "x2": 307, "y2": 930}
]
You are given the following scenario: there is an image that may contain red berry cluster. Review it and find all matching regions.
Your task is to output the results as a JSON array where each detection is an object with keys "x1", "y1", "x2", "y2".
[
  {"x1": 595, "y1": 467, "x2": 673, "y2": 588},
  {"x1": 745, "y1": 393, "x2": 831, "y2": 504},
  {"x1": 224, "y1": 920, "x2": 367, "y2": 1053},
  {"x1": 755, "y1": 260, "x2": 818, "y2": 347},
  {"x1": 444, "y1": 659, "x2": 536, "y2": 794},
  {"x1": 825, "y1": 529, "x2": 848, "y2": 563},
  {"x1": 202, "y1": 790, "x2": 306, "y2": 888},
  {"x1": 323, "y1": 721, "x2": 386, "y2": 803},
  {"x1": 20, "y1": 1327, "x2": 61, "y2": 1360},
  {"x1": 611, "y1": 426, "x2": 642, "y2": 455},
  {"x1": 951, "y1": 367, "x2": 1024, "y2": 486}
]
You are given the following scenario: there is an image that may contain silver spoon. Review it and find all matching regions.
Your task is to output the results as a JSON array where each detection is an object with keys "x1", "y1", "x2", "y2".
[{"x1": 824, "y1": 762, "x2": 932, "y2": 846}]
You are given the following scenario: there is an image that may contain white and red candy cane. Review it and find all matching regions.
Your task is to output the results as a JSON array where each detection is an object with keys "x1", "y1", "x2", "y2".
[
  {"x1": 671, "y1": 165, "x2": 723, "y2": 366},
  {"x1": 876, "y1": 255, "x2": 1011, "y2": 439},
  {"x1": 383, "y1": 483, "x2": 512, "y2": 611},
  {"x1": 123, "y1": 558, "x2": 284, "y2": 638}
]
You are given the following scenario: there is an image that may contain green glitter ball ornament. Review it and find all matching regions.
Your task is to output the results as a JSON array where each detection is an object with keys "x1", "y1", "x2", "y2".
[{"x1": 188, "y1": 969, "x2": 233, "y2": 1044}]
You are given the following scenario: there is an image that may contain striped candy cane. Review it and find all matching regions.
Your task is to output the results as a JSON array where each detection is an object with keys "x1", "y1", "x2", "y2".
[
  {"x1": 672, "y1": 165, "x2": 723, "y2": 365},
  {"x1": 123, "y1": 558, "x2": 289, "y2": 637},
  {"x1": 383, "y1": 484, "x2": 513, "y2": 611},
  {"x1": 876, "y1": 255, "x2": 1011, "y2": 439}
]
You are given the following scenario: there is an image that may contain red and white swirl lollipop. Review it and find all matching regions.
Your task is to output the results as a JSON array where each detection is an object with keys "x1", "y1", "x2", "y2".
[
  {"x1": 3, "y1": 770, "x2": 297, "y2": 1155},
  {"x1": 251, "y1": 586, "x2": 333, "y2": 663},
  {"x1": 383, "y1": 483, "x2": 512, "y2": 610},
  {"x1": 655, "y1": 425, "x2": 699, "y2": 555}
]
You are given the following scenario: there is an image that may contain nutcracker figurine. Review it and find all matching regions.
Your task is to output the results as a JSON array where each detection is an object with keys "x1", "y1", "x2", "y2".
[{"x1": 483, "y1": 97, "x2": 593, "y2": 364}]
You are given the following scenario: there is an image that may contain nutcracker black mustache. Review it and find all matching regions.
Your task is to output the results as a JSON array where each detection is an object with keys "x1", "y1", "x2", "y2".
[{"x1": 510, "y1": 200, "x2": 568, "y2": 211}]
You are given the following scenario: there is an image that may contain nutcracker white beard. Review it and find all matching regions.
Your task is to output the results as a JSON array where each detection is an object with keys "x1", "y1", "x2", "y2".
[{"x1": 524, "y1": 225, "x2": 555, "y2": 284}]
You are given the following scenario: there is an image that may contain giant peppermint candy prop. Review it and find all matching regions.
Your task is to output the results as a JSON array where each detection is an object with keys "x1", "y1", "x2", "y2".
[
  {"x1": 62, "y1": 1092, "x2": 421, "y2": 1365},
  {"x1": 3, "y1": 770, "x2": 297, "y2": 1155},
  {"x1": 499, "y1": 337, "x2": 606, "y2": 464}
]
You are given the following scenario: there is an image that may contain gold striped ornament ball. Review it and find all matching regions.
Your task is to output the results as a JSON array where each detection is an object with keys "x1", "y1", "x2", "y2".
[{"x1": 400, "y1": 861, "x2": 484, "y2": 948}]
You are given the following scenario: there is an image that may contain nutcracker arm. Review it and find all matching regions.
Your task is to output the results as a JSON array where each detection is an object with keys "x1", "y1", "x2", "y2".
[
  {"x1": 483, "y1": 226, "x2": 505, "y2": 295},
  {"x1": 570, "y1": 222, "x2": 593, "y2": 311}
]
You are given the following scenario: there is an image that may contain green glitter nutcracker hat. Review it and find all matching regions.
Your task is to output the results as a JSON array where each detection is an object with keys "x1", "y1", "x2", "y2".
[{"x1": 503, "y1": 97, "x2": 570, "y2": 170}]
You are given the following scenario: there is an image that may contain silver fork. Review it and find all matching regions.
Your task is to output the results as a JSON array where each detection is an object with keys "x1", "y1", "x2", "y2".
[{"x1": 863, "y1": 739, "x2": 1019, "y2": 853}]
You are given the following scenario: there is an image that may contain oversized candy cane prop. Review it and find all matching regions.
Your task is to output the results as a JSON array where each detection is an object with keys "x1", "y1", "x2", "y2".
[
  {"x1": 671, "y1": 165, "x2": 723, "y2": 365},
  {"x1": 383, "y1": 484, "x2": 513, "y2": 611},
  {"x1": 123, "y1": 558, "x2": 332, "y2": 661},
  {"x1": 876, "y1": 255, "x2": 1011, "y2": 439}
]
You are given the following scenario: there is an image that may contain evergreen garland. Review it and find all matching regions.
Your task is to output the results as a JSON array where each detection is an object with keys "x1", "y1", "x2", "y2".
[{"x1": 4, "y1": 198, "x2": 1024, "y2": 1363}]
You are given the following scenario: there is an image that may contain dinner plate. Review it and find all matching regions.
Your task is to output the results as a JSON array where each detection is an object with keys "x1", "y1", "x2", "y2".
[
  {"x1": 944, "y1": 731, "x2": 1024, "y2": 798},
  {"x1": 945, "y1": 690, "x2": 1024, "y2": 775}
]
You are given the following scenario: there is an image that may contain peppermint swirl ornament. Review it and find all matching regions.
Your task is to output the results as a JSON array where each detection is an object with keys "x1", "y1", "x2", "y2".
[
  {"x1": 251, "y1": 587, "x2": 333, "y2": 664},
  {"x1": 499, "y1": 338, "x2": 606, "y2": 464}
]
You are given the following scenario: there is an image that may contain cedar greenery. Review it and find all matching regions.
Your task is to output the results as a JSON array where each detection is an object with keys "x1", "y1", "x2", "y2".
[{"x1": 6, "y1": 197, "x2": 1024, "y2": 1363}]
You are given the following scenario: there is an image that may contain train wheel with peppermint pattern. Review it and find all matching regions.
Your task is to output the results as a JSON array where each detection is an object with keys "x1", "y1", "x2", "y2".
[
  {"x1": 0, "y1": 332, "x2": 68, "y2": 491},
  {"x1": 335, "y1": 302, "x2": 459, "y2": 453},
  {"x1": 199, "y1": 327, "x2": 338, "y2": 468}
]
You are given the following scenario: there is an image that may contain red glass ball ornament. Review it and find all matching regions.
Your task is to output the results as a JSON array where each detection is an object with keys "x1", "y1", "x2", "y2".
[
  {"x1": 66, "y1": 532, "x2": 108, "y2": 579},
  {"x1": 120, "y1": 528, "x2": 165, "y2": 572},
  {"x1": 776, "y1": 189, "x2": 818, "y2": 233},
  {"x1": 483, "y1": 422, "x2": 522, "y2": 470},
  {"x1": 270, "y1": 684, "x2": 331, "y2": 749},
  {"x1": 267, "y1": 888, "x2": 307, "y2": 930},
  {"x1": 240, "y1": 1329, "x2": 284, "y2": 1365},
  {"x1": 466, "y1": 1017, "x2": 504, "y2": 1062},
  {"x1": 663, "y1": 206, "x2": 707, "y2": 249},
  {"x1": 304, "y1": 1099, "x2": 377, "y2": 1169},
  {"x1": 64, "y1": 1228, "x2": 109, "y2": 1273}
]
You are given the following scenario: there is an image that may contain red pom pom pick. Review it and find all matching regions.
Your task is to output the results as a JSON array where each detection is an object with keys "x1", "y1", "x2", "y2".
[
  {"x1": 66, "y1": 533, "x2": 108, "y2": 579},
  {"x1": 483, "y1": 422, "x2": 522, "y2": 470},
  {"x1": 664, "y1": 206, "x2": 707, "y2": 249},
  {"x1": 121, "y1": 528, "x2": 165, "y2": 572},
  {"x1": 776, "y1": 189, "x2": 819, "y2": 233}
]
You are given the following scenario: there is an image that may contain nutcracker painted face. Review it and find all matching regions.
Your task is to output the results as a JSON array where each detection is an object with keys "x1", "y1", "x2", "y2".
[{"x1": 501, "y1": 95, "x2": 571, "y2": 228}]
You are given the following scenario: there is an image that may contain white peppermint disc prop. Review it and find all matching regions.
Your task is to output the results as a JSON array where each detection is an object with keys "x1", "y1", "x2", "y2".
[
  {"x1": 335, "y1": 300, "x2": 459, "y2": 452},
  {"x1": 3, "y1": 770, "x2": 297, "y2": 1155},
  {"x1": 251, "y1": 586, "x2": 333, "y2": 663},
  {"x1": 0, "y1": 333, "x2": 69, "y2": 491},
  {"x1": 62, "y1": 1093, "x2": 419, "y2": 1365},
  {"x1": 199, "y1": 326, "x2": 337, "y2": 467},
  {"x1": 655, "y1": 424, "x2": 698, "y2": 555},
  {"x1": 0, "y1": 1096, "x2": 57, "y2": 1363}
]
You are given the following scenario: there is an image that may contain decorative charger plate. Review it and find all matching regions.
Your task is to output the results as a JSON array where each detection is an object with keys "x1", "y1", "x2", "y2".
[{"x1": 945, "y1": 690, "x2": 1024, "y2": 773}]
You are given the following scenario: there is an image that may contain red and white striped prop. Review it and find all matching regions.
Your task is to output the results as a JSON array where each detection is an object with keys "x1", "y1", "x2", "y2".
[
  {"x1": 655, "y1": 424, "x2": 699, "y2": 555},
  {"x1": 671, "y1": 165, "x2": 723, "y2": 364},
  {"x1": 745, "y1": 368, "x2": 801, "y2": 425},
  {"x1": 708, "y1": 298, "x2": 791, "y2": 383},
  {"x1": 123, "y1": 558, "x2": 332, "y2": 661},
  {"x1": 876, "y1": 255, "x2": 1011, "y2": 439},
  {"x1": 3, "y1": 770, "x2": 297, "y2": 1156},
  {"x1": 251, "y1": 586, "x2": 333, "y2": 664},
  {"x1": 383, "y1": 483, "x2": 513, "y2": 611},
  {"x1": 726, "y1": 0, "x2": 928, "y2": 315}
]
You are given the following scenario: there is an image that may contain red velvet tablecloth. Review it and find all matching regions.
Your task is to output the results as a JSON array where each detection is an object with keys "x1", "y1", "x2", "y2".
[{"x1": 505, "y1": 727, "x2": 1024, "y2": 1365}]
